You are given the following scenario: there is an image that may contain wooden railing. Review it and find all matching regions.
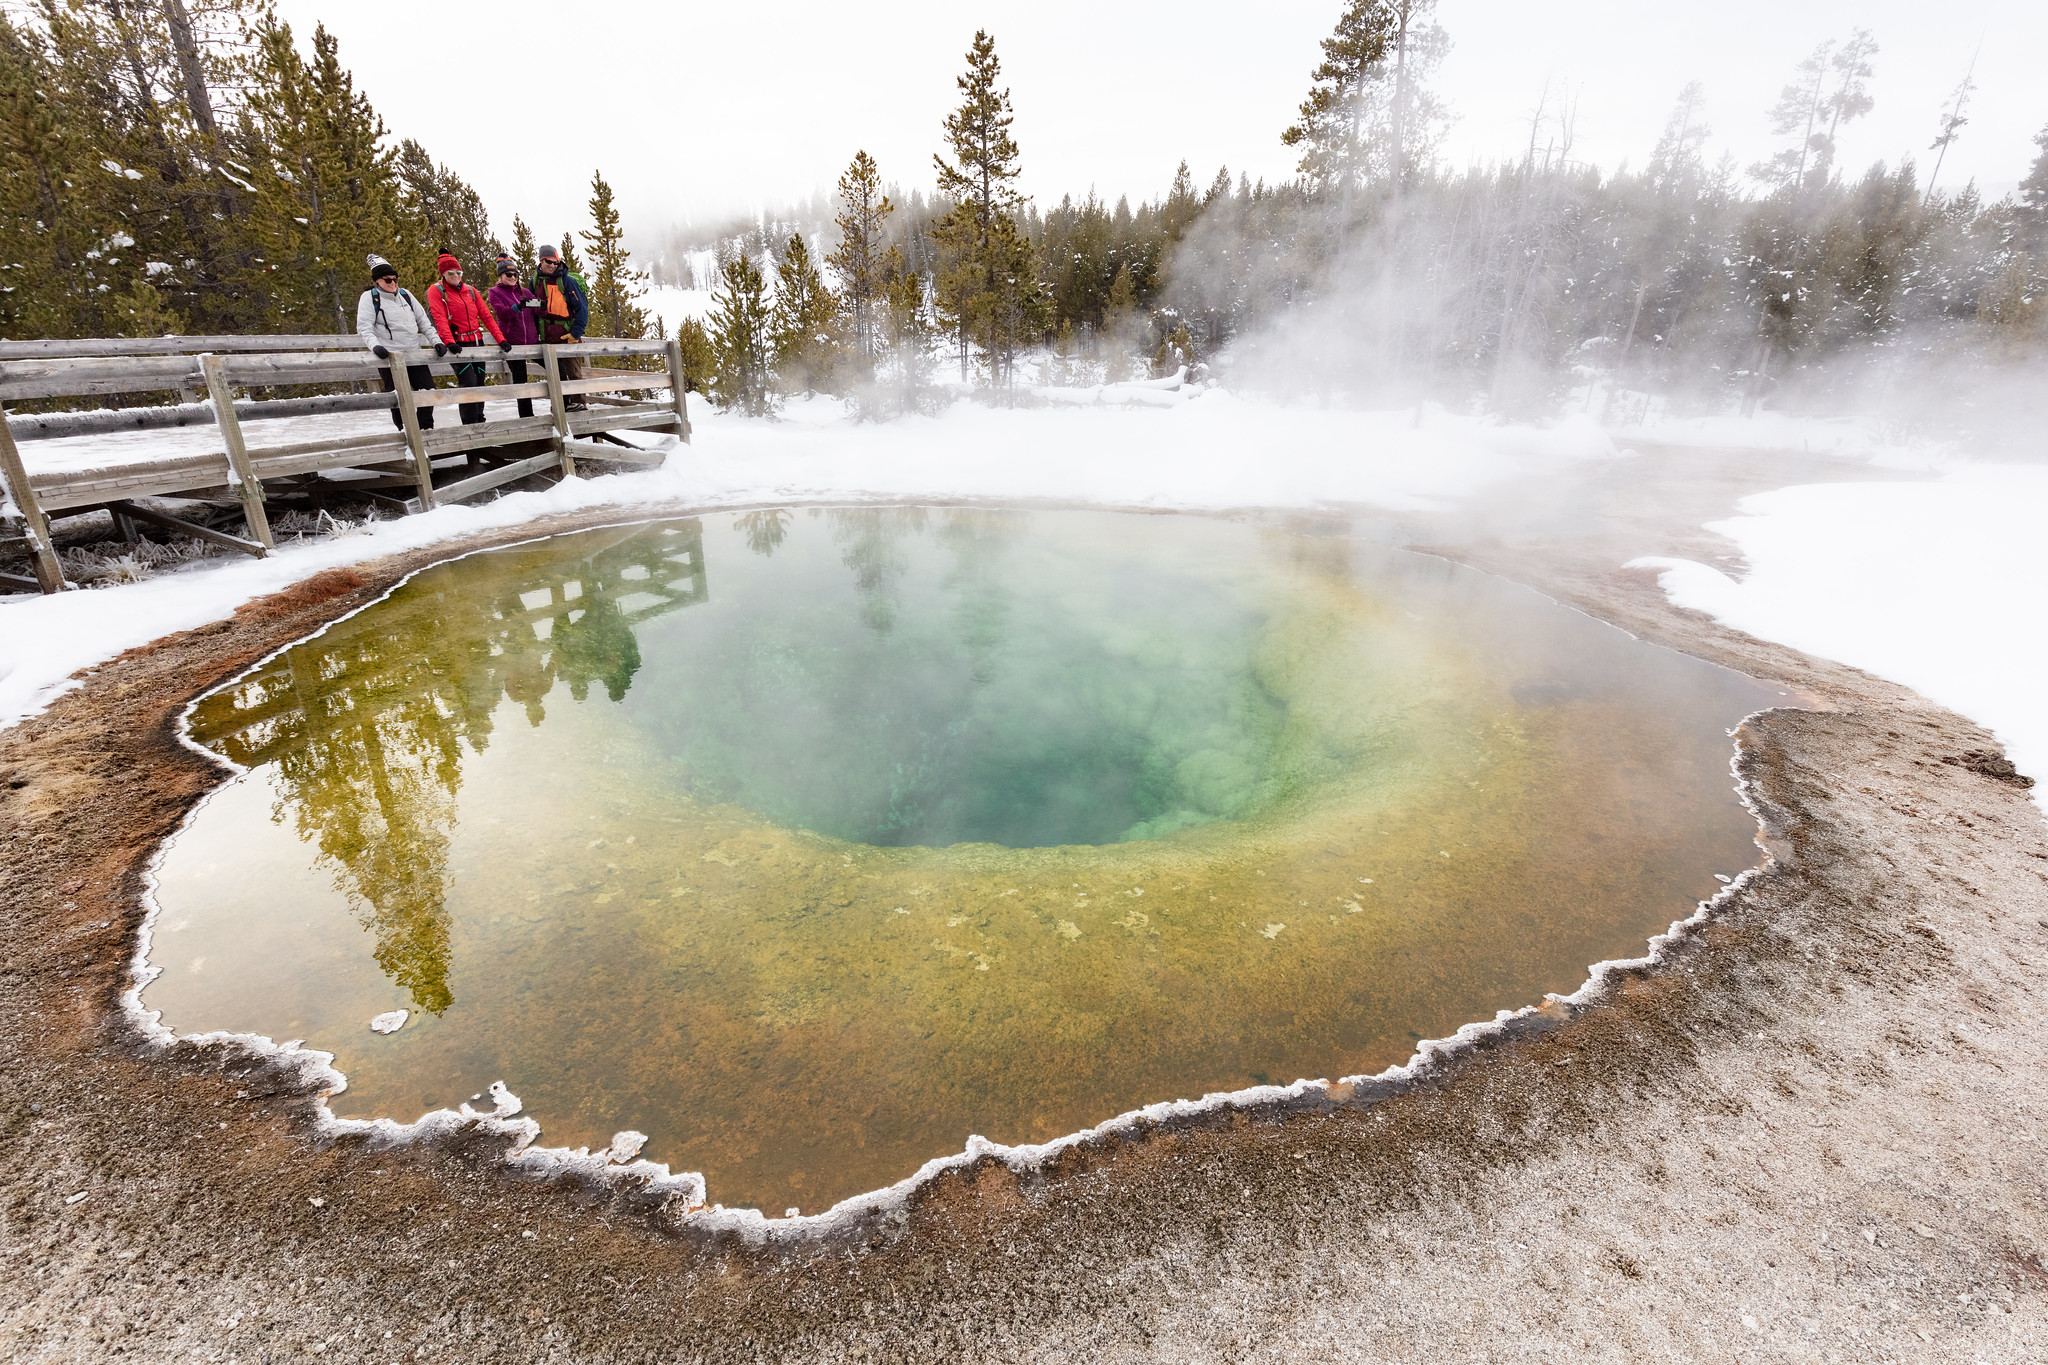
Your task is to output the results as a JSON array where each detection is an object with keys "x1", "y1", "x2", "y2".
[{"x1": 0, "y1": 335, "x2": 690, "y2": 594}]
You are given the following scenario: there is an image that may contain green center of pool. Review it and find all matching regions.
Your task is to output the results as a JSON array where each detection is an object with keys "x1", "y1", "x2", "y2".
[{"x1": 146, "y1": 509, "x2": 1781, "y2": 1214}]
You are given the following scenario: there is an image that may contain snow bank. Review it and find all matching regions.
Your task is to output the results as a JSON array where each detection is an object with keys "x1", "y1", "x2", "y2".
[
  {"x1": 1, "y1": 393, "x2": 1615, "y2": 731},
  {"x1": 1631, "y1": 463, "x2": 2048, "y2": 796}
]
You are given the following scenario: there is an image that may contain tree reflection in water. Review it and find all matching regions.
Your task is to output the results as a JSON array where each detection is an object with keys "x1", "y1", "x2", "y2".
[{"x1": 187, "y1": 521, "x2": 709, "y2": 1013}]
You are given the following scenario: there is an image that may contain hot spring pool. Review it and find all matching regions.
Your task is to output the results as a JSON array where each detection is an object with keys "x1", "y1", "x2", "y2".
[{"x1": 145, "y1": 508, "x2": 1783, "y2": 1212}]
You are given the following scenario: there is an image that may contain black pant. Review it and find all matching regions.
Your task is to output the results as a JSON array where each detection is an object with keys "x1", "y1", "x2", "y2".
[
  {"x1": 379, "y1": 365, "x2": 436, "y2": 429},
  {"x1": 505, "y1": 358, "x2": 534, "y2": 419},
  {"x1": 453, "y1": 361, "x2": 486, "y2": 425}
]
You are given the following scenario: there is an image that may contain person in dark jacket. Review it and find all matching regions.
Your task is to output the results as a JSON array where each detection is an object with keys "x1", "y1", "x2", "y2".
[
  {"x1": 426, "y1": 252, "x2": 508, "y2": 425},
  {"x1": 486, "y1": 255, "x2": 541, "y2": 419},
  {"x1": 355, "y1": 254, "x2": 445, "y2": 430},
  {"x1": 533, "y1": 245, "x2": 590, "y2": 408}
]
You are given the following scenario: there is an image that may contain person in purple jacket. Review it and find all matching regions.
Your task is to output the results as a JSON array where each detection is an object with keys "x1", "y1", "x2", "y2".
[{"x1": 487, "y1": 255, "x2": 543, "y2": 418}]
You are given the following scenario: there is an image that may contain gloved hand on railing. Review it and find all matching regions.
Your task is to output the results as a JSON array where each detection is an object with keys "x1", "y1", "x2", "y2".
[
  {"x1": 499, "y1": 340, "x2": 514, "y2": 353},
  {"x1": 372, "y1": 345, "x2": 390, "y2": 359},
  {"x1": 447, "y1": 340, "x2": 465, "y2": 355},
  {"x1": 433, "y1": 343, "x2": 448, "y2": 357}
]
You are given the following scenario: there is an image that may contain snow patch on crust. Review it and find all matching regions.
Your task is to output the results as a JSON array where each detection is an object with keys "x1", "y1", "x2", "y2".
[{"x1": 1627, "y1": 463, "x2": 2048, "y2": 806}]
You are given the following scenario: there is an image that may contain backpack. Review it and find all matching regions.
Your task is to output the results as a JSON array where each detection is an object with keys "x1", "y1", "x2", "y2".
[{"x1": 363, "y1": 285, "x2": 422, "y2": 340}]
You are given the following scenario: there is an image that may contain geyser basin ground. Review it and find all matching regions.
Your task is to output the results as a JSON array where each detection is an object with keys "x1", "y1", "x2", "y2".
[{"x1": 145, "y1": 508, "x2": 1780, "y2": 1212}]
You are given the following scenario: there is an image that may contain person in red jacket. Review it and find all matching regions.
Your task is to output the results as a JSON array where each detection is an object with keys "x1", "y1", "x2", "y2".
[{"x1": 426, "y1": 252, "x2": 508, "y2": 425}]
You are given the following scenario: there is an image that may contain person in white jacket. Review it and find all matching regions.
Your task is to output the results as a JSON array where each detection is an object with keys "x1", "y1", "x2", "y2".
[{"x1": 356, "y1": 254, "x2": 447, "y2": 430}]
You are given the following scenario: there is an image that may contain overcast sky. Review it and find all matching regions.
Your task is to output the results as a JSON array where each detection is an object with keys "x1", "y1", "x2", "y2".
[{"x1": 279, "y1": 0, "x2": 2047, "y2": 247}]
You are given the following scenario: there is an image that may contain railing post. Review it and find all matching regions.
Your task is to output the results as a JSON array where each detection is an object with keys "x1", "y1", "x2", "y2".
[
  {"x1": 541, "y1": 343, "x2": 575, "y2": 479},
  {"x1": 390, "y1": 353, "x2": 436, "y2": 511},
  {"x1": 664, "y1": 339, "x2": 692, "y2": 445},
  {"x1": 0, "y1": 404, "x2": 69, "y2": 592},
  {"x1": 199, "y1": 353, "x2": 272, "y2": 552}
]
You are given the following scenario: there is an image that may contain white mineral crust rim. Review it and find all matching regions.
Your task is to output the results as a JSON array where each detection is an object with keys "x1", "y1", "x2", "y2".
[{"x1": 368, "y1": 1010, "x2": 408, "y2": 1035}]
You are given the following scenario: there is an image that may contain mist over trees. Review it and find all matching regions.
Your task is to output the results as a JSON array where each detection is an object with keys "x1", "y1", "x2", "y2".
[
  {"x1": 649, "y1": 11, "x2": 2047, "y2": 434},
  {"x1": 7, "y1": 3, "x2": 2044, "y2": 434}
]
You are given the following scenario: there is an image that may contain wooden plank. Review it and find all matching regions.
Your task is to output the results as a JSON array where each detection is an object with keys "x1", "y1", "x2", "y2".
[
  {"x1": 423, "y1": 415, "x2": 559, "y2": 458},
  {"x1": 561, "y1": 438, "x2": 667, "y2": 466},
  {"x1": 0, "y1": 568, "x2": 39, "y2": 592},
  {"x1": 411, "y1": 380, "x2": 553, "y2": 408},
  {"x1": 416, "y1": 450, "x2": 564, "y2": 511},
  {"x1": 0, "y1": 335, "x2": 355, "y2": 360},
  {"x1": 575, "y1": 338, "x2": 672, "y2": 357},
  {"x1": 8, "y1": 391, "x2": 396, "y2": 443},
  {"x1": 105, "y1": 499, "x2": 265, "y2": 557},
  {"x1": 389, "y1": 361, "x2": 434, "y2": 511},
  {"x1": 558, "y1": 373, "x2": 672, "y2": 396},
  {"x1": 665, "y1": 338, "x2": 693, "y2": 443},
  {"x1": 376, "y1": 344, "x2": 549, "y2": 365},
  {"x1": 569, "y1": 406, "x2": 677, "y2": 437},
  {"x1": 246, "y1": 430, "x2": 411, "y2": 466},
  {"x1": 200, "y1": 354, "x2": 273, "y2": 552},
  {"x1": 2, "y1": 341, "x2": 617, "y2": 402},
  {"x1": 540, "y1": 344, "x2": 574, "y2": 479},
  {"x1": 36, "y1": 462, "x2": 225, "y2": 511},
  {"x1": 0, "y1": 406, "x2": 69, "y2": 591},
  {"x1": 0, "y1": 354, "x2": 204, "y2": 402}
]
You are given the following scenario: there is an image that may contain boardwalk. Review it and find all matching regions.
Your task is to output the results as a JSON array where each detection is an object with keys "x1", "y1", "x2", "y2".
[{"x1": 1, "y1": 334, "x2": 689, "y2": 594}]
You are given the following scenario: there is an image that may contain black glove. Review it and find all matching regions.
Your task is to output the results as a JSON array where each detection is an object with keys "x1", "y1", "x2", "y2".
[
  {"x1": 447, "y1": 340, "x2": 465, "y2": 355},
  {"x1": 433, "y1": 343, "x2": 448, "y2": 357},
  {"x1": 372, "y1": 344, "x2": 390, "y2": 360},
  {"x1": 499, "y1": 340, "x2": 514, "y2": 353}
]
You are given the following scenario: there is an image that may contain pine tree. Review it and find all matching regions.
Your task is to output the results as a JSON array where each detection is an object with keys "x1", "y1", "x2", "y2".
[
  {"x1": 708, "y1": 251, "x2": 775, "y2": 415},
  {"x1": 510, "y1": 215, "x2": 537, "y2": 276},
  {"x1": 238, "y1": 20, "x2": 421, "y2": 331},
  {"x1": 580, "y1": 169, "x2": 651, "y2": 339},
  {"x1": 826, "y1": 150, "x2": 895, "y2": 370},
  {"x1": 930, "y1": 31, "x2": 1045, "y2": 388},
  {"x1": 556, "y1": 229, "x2": 585, "y2": 278},
  {"x1": 1646, "y1": 81, "x2": 1712, "y2": 197},
  {"x1": 674, "y1": 315, "x2": 716, "y2": 393},
  {"x1": 1103, "y1": 263, "x2": 1139, "y2": 381},
  {"x1": 1162, "y1": 160, "x2": 1201, "y2": 243},
  {"x1": 869, "y1": 254, "x2": 943, "y2": 418},
  {"x1": 770, "y1": 234, "x2": 843, "y2": 395},
  {"x1": 2019, "y1": 124, "x2": 2048, "y2": 255},
  {"x1": 1281, "y1": 1, "x2": 1395, "y2": 198},
  {"x1": 1752, "y1": 31, "x2": 1877, "y2": 195},
  {"x1": 397, "y1": 139, "x2": 501, "y2": 274}
]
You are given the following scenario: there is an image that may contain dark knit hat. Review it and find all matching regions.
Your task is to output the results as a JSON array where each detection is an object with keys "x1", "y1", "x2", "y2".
[
  {"x1": 537, "y1": 244, "x2": 560, "y2": 260},
  {"x1": 493, "y1": 254, "x2": 517, "y2": 276},
  {"x1": 367, "y1": 253, "x2": 397, "y2": 282}
]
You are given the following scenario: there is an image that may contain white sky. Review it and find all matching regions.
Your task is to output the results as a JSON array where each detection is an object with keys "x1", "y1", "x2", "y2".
[{"x1": 279, "y1": 0, "x2": 2047, "y2": 247}]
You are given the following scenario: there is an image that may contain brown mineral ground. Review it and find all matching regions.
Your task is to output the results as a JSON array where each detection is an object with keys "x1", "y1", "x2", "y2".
[{"x1": 2, "y1": 444, "x2": 2045, "y2": 1362}]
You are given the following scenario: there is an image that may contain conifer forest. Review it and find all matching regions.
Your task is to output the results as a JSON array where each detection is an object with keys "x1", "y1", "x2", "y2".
[{"x1": 7, "y1": 0, "x2": 2047, "y2": 433}]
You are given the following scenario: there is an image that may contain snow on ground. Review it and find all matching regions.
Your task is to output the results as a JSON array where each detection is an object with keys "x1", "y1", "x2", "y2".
[
  {"x1": 1632, "y1": 463, "x2": 2048, "y2": 797},
  {"x1": 0, "y1": 393, "x2": 1614, "y2": 729}
]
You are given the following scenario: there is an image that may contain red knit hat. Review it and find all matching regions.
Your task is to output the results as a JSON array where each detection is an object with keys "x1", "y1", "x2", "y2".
[{"x1": 436, "y1": 252, "x2": 462, "y2": 275}]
